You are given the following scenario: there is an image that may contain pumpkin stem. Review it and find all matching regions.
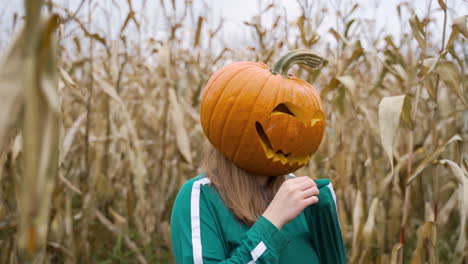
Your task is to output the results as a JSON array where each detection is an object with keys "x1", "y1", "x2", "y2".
[{"x1": 270, "y1": 49, "x2": 323, "y2": 78}]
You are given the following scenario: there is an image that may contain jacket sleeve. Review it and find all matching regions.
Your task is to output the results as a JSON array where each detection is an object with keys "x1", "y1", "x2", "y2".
[
  {"x1": 305, "y1": 179, "x2": 347, "y2": 264},
  {"x1": 170, "y1": 177, "x2": 289, "y2": 264}
]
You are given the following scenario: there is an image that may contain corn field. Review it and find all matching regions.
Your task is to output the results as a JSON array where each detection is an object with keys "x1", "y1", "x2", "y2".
[{"x1": 0, "y1": 0, "x2": 467, "y2": 263}]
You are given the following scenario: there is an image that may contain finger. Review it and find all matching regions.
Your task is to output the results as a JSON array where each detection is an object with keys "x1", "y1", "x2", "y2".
[
  {"x1": 297, "y1": 179, "x2": 316, "y2": 190},
  {"x1": 301, "y1": 187, "x2": 319, "y2": 198},
  {"x1": 289, "y1": 176, "x2": 310, "y2": 182},
  {"x1": 293, "y1": 176, "x2": 316, "y2": 185},
  {"x1": 303, "y1": 196, "x2": 319, "y2": 206},
  {"x1": 284, "y1": 177, "x2": 308, "y2": 188},
  {"x1": 286, "y1": 177, "x2": 316, "y2": 192}
]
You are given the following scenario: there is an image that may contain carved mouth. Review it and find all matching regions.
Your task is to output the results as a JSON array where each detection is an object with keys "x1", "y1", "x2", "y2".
[
  {"x1": 255, "y1": 122, "x2": 311, "y2": 166},
  {"x1": 254, "y1": 102, "x2": 324, "y2": 166}
]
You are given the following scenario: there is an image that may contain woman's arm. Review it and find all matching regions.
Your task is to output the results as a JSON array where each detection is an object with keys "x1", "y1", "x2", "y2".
[
  {"x1": 170, "y1": 177, "x2": 289, "y2": 264},
  {"x1": 305, "y1": 179, "x2": 347, "y2": 263}
]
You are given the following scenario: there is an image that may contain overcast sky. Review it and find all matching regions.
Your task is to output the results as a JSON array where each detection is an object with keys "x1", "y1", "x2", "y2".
[
  {"x1": 0, "y1": 0, "x2": 467, "y2": 50},
  {"x1": 209, "y1": 0, "x2": 467, "y2": 46}
]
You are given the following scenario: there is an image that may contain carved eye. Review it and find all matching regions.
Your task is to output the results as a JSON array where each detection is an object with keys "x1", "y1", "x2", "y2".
[
  {"x1": 271, "y1": 103, "x2": 295, "y2": 116},
  {"x1": 270, "y1": 102, "x2": 323, "y2": 127},
  {"x1": 270, "y1": 102, "x2": 305, "y2": 120}
]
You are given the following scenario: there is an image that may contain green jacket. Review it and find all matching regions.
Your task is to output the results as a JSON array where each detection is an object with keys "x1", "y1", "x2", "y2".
[{"x1": 170, "y1": 174, "x2": 346, "y2": 263}]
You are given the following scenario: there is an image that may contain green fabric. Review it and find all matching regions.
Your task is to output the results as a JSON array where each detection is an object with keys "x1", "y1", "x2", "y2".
[
  {"x1": 170, "y1": 174, "x2": 346, "y2": 263},
  {"x1": 306, "y1": 179, "x2": 347, "y2": 264}
]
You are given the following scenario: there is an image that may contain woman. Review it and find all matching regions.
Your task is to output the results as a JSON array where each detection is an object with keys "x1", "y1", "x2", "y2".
[{"x1": 170, "y1": 50, "x2": 346, "y2": 263}]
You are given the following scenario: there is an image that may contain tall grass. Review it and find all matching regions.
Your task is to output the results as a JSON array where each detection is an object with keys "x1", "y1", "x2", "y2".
[{"x1": 0, "y1": 0, "x2": 467, "y2": 263}]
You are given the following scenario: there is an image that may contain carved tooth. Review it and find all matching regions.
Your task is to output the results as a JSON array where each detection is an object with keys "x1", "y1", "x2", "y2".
[
  {"x1": 260, "y1": 138, "x2": 313, "y2": 167},
  {"x1": 266, "y1": 149, "x2": 275, "y2": 159},
  {"x1": 310, "y1": 118, "x2": 322, "y2": 127},
  {"x1": 272, "y1": 154, "x2": 280, "y2": 162},
  {"x1": 279, "y1": 154, "x2": 289, "y2": 165}
]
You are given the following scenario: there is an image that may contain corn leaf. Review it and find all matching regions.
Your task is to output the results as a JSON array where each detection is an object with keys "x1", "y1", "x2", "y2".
[
  {"x1": 378, "y1": 95, "x2": 412, "y2": 173},
  {"x1": 169, "y1": 89, "x2": 193, "y2": 164}
]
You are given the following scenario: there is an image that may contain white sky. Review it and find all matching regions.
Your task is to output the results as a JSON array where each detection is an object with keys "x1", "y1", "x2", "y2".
[
  {"x1": 208, "y1": 0, "x2": 467, "y2": 47},
  {"x1": 0, "y1": 0, "x2": 467, "y2": 50}
]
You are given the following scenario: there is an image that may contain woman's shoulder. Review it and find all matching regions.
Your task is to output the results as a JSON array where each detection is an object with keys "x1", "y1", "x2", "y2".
[
  {"x1": 173, "y1": 173, "x2": 219, "y2": 205},
  {"x1": 171, "y1": 173, "x2": 227, "y2": 226},
  {"x1": 172, "y1": 174, "x2": 211, "y2": 218},
  {"x1": 175, "y1": 173, "x2": 208, "y2": 196}
]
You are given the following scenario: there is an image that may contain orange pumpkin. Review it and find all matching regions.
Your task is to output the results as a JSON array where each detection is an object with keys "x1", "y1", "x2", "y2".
[{"x1": 200, "y1": 50, "x2": 325, "y2": 176}]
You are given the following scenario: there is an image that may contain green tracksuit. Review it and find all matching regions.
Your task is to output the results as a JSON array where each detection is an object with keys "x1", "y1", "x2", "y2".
[{"x1": 170, "y1": 174, "x2": 346, "y2": 263}]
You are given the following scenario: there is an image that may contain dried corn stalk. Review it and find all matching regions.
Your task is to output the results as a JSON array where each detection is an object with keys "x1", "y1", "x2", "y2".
[{"x1": 7, "y1": 0, "x2": 61, "y2": 259}]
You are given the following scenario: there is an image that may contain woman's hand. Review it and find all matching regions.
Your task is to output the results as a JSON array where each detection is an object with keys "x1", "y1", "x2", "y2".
[{"x1": 262, "y1": 176, "x2": 319, "y2": 230}]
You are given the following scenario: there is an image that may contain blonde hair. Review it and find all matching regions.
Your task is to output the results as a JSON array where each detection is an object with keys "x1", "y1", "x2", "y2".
[{"x1": 202, "y1": 142, "x2": 285, "y2": 226}]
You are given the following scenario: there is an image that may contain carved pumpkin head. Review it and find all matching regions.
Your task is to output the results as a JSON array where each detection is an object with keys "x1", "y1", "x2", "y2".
[{"x1": 200, "y1": 50, "x2": 325, "y2": 176}]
